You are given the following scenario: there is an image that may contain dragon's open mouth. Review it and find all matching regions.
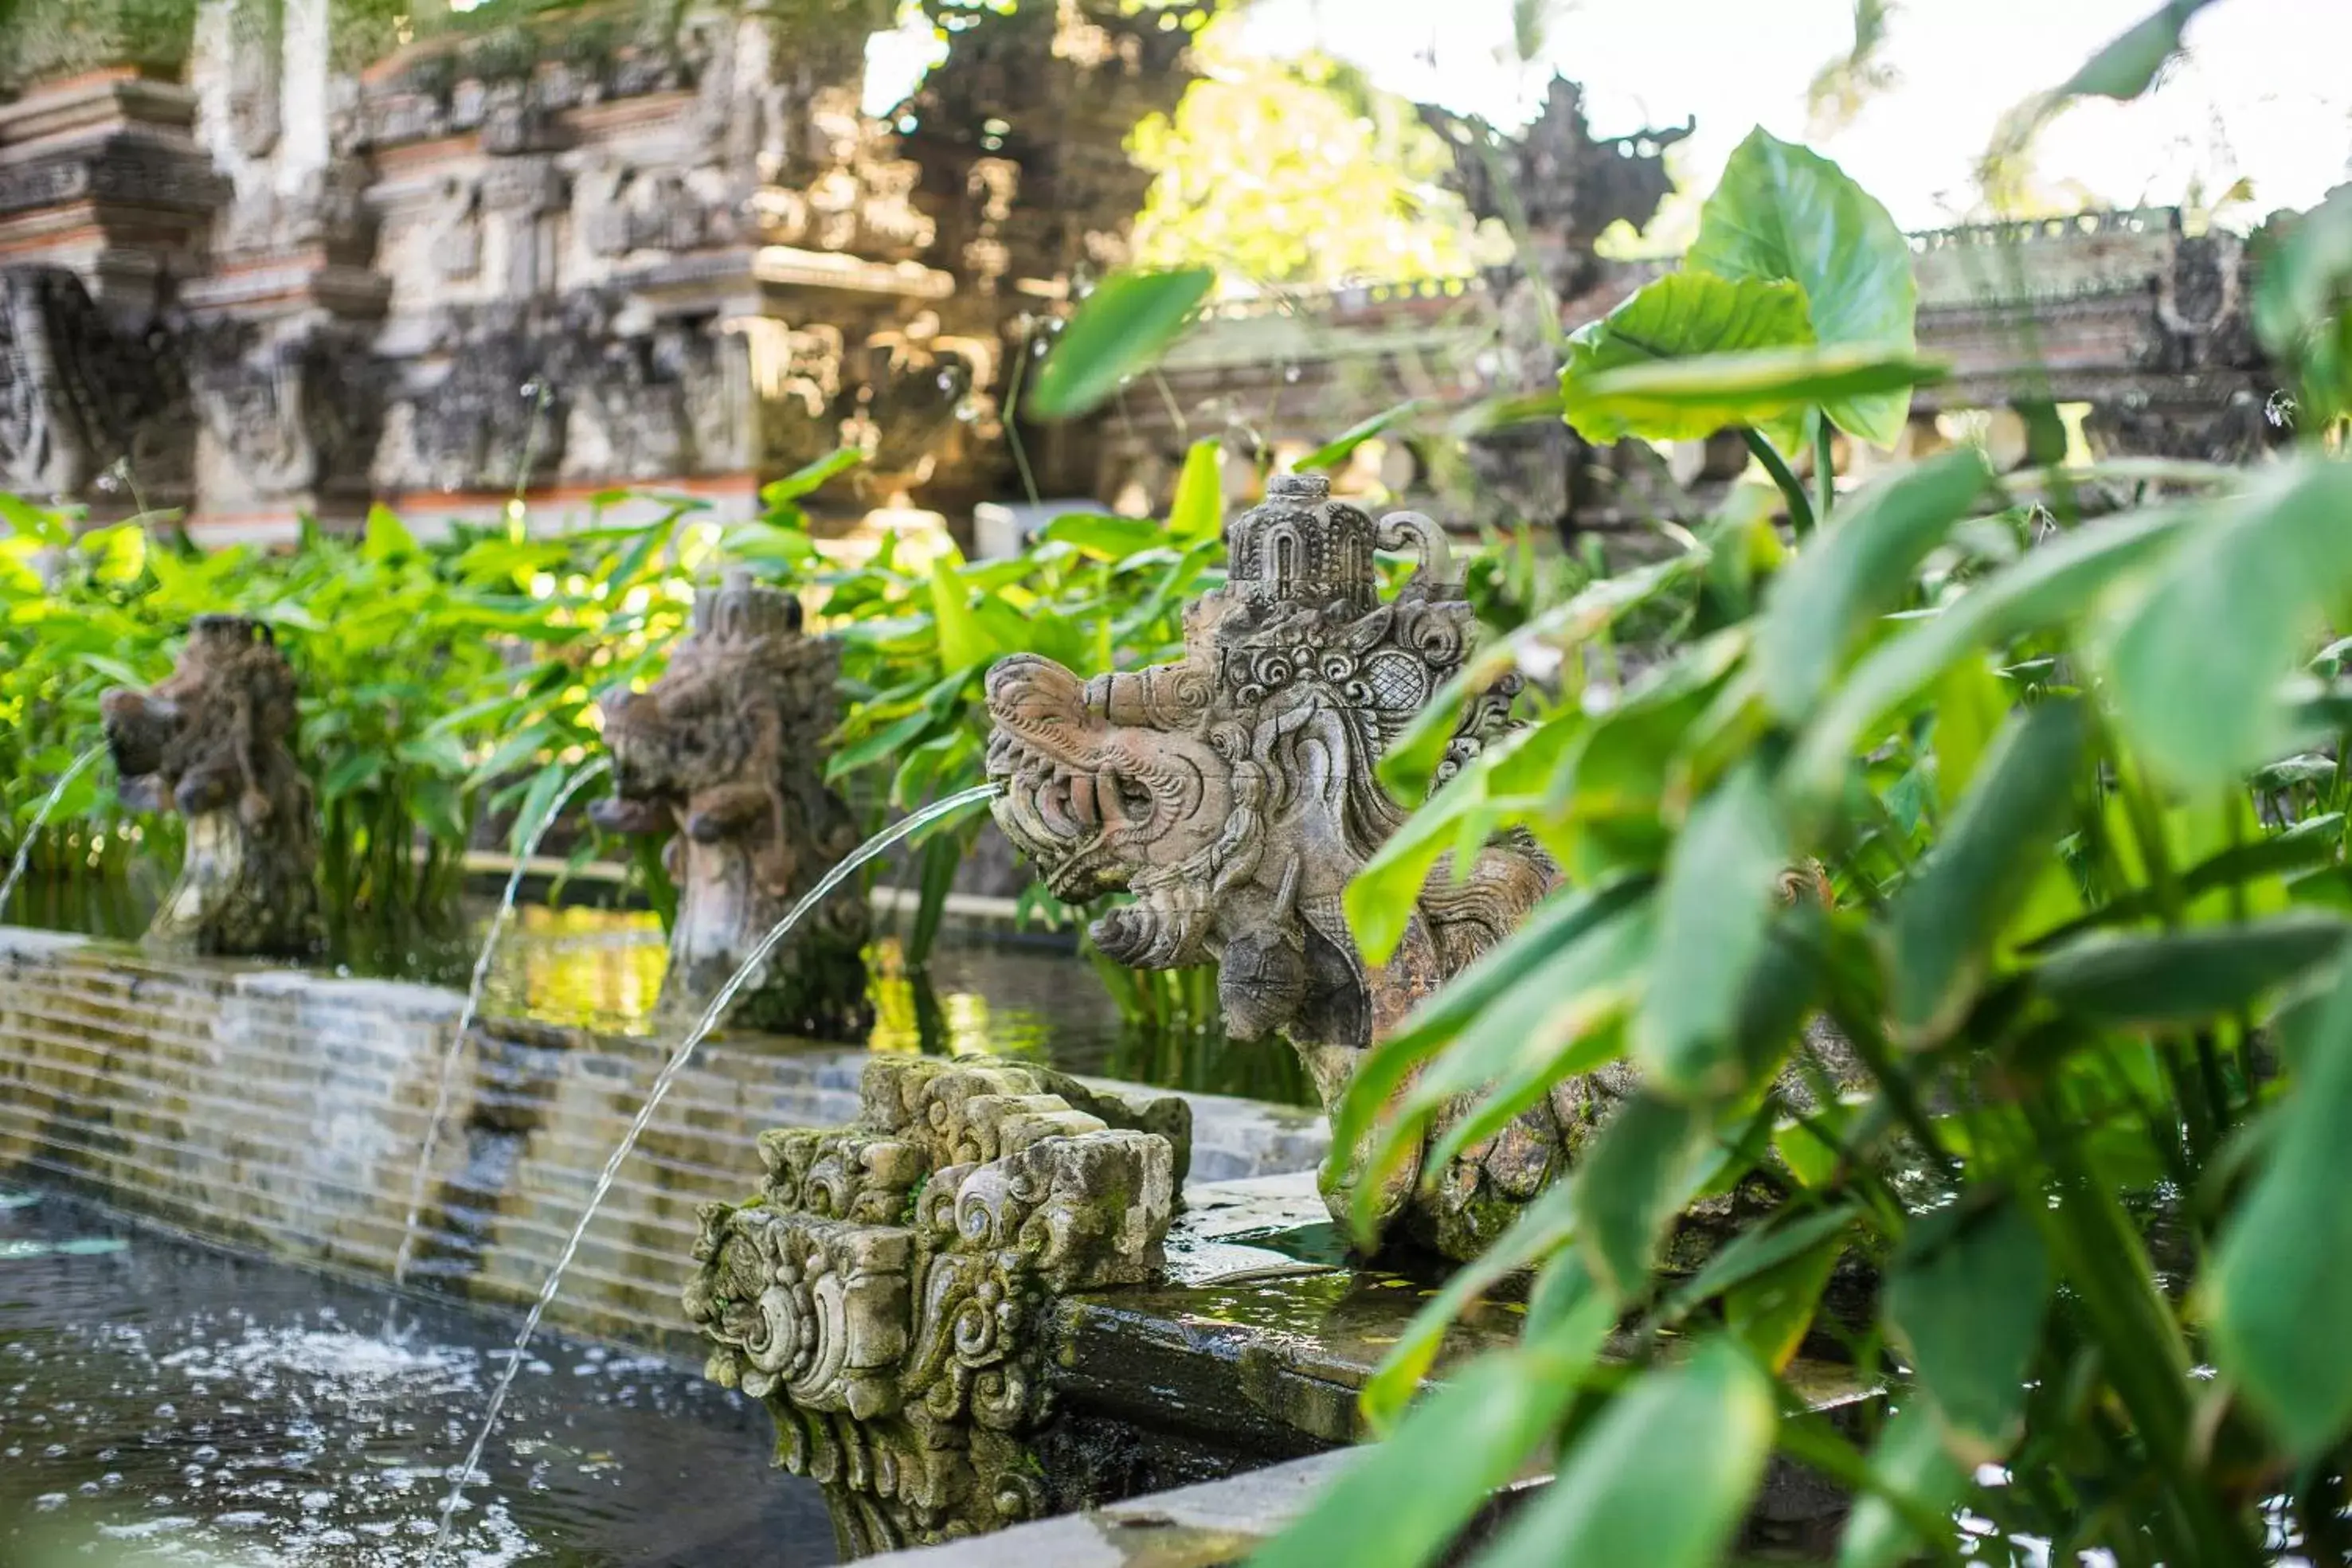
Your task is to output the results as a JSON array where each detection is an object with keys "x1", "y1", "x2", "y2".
[{"x1": 985, "y1": 727, "x2": 1132, "y2": 900}]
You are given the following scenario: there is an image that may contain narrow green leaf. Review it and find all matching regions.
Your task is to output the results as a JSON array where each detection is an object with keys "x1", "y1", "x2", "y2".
[
  {"x1": 1469, "y1": 1338, "x2": 1776, "y2": 1568},
  {"x1": 1332, "y1": 877, "x2": 1655, "y2": 1181},
  {"x1": 1785, "y1": 506, "x2": 2190, "y2": 815},
  {"x1": 1884, "y1": 1196, "x2": 2049, "y2": 1461},
  {"x1": 1378, "y1": 553, "x2": 1708, "y2": 801},
  {"x1": 2057, "y1": 0, "x2": 2222, "y2": 100},
  {"x1": 1573, "y1": 1093, "x2": 1709, "y2": 1301},
  {"x1": 1888, "y1": 699, "x2": 2089, "y2": 1044},
  {"x1": 1026, "y1": 266, "x2": 1216, "y2": 420},
  {"x1": 1930, "y1": 654, "x2": 2009, "y2": 814},
  {"x1": 2209, "y1": 946, "x2": 2352, "y2": 1458},
  {"x1": 362, "y1": 503, "x2": 419, "y2": 563},
  {"x1": 1837, "y1": 1402, "x2": 1969, "y2": 1568},
  {"x1": 1251, "y1": 1283, "x2": 1614, "y2": 1568},
  {"x1": 1168, "y1": 436, "x2": 1223, "y2": 541},
  {"x1": 1724, "y1": 1224, "x2": 1845, "y2": 1371},
  {"x1": 1358, "y1": 1179, "x2": 1584, "y2": 1435},
  {"x1": 1570, "y1": 345, "x2": 1945, "y2": 448},
  {"x1": 1689, "y1": 129, "x2": 1920, "y2": 445},
  {"x1": 1634, "y1": 761, "x2": 1789, "y2": 1097},
  {"x1": 2253, "y1": 184, "x2": 2352, "y2": 426},
  {"x1": 760, "y1": 448, "x2": 862, "y2": 506},
  {"x1": 1295, "y1": 398, "x2": 1430, "y2": 474},
  {"x1": 928, "y1": 561, "x2": 995, "y2": 675},
  {"x1": 1345, "y1": 745, "x2": 1507, "y2": 967},
  {"x1": 2103, "y1": 458, "x2": 2352, "y2": 792},
  {"x1": 1665, "y1": 1204, "x2": 1857, "y2": 1320},
  {"x1": 2036, "y1": 913, "x2": 2352, "y2": 1028},
  {"x1": 1754, "y1": 449, "x2": 1993, "y2": 721}
]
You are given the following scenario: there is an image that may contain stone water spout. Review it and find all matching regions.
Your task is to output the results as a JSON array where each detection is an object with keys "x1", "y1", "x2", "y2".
[
  {"x1": 983, "y1": 473, "x2": 1567, "y2": 1261},
  {"x1": 590, "y1": 570, "x2": 872, "y2": 1038},
  {"x1": 100, "y1": 613, "x2": 320, "y2": 957}
]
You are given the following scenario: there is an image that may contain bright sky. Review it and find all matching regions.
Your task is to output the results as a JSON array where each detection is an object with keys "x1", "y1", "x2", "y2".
[{"x1": 1229, "y1": 0, "x2": 2352, "y2": 230}]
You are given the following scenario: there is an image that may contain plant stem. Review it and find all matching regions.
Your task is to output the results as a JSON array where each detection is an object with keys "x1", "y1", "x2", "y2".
[
  {"x1": 1001, "y1": 325, "x2": 1043, "y2": 507},
  {"x1": 1743, "y1": 429, "x2": 1816, "y2": 537},
  {"x1": 1814, "y1": 414, "x2": 1837, "y2": 524}
]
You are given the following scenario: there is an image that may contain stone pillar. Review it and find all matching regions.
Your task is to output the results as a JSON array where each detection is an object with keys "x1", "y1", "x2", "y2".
[
  {"x1": 176, "y1": 0, "x2": 387, "y2": 537},
  {"x1": 0, "y1": 0, "x2": 224, "y2": 325}
]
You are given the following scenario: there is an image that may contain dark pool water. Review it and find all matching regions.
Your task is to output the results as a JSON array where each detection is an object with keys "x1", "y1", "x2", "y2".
[{"x1": 0, "y1": 1188, "x2": 839, "y2": 1568}]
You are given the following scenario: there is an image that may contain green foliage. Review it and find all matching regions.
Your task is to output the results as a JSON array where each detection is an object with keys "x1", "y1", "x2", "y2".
[
  {"x1": 0, "y1": 0, "x2": 197, "y2": 91},
  {"x1": 1558, "y1": 124, "x2": 1925, "y2": 552},
  {"x1": 1688, "y1": 129, "x2": 1920, "y2": 448},
  {"x1": 1127, "y1": 23, "x2": 1478, "y2": 288},
  {"x1": 1024, "y1": 267, "x2": 1217, "y2": 420},
  {"x1": 1263, "y1": 102, "x2": 2352, "y2": 1568},
  {"x1": 1556, "y1": 273, "x2": 1817, "y2": 444},
  {"x1": 0, "y1": 493, "x2": 705, "y2": 948}
]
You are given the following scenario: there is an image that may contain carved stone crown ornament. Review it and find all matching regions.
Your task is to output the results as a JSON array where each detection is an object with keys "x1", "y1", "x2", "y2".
[
  {"x1": 100, "y1": 615, "x2": 322, "y2": 957},
  {"x1": 686, "y1": 1055, "x2": 1188, "y2": 1554},
  {"x1": 984, "y1": 473, "x2": 1572, "y2": 1260},
  {"x1": 590, "y1": 571, "x2": 872, "y2": 1039}
]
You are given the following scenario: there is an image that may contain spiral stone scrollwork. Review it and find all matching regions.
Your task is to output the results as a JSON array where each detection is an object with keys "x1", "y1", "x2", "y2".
[{"x1": 686, "y1": 1056, "x2": 1187, "y2": 1550}]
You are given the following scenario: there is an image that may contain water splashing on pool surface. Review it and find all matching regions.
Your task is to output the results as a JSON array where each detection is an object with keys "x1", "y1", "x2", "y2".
[{"x1": 0, "y1": 1190, "x2": 837, "y2": 1566}]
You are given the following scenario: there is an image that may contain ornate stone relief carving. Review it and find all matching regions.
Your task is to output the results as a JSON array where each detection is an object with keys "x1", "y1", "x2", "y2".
[
  {"x1": 985, "y1": 474, "x2": 1567, "y2": 1259},
  {"x1": 590, "y1": 572, "x2": 873, "y2": 1039},
  {"x1": 687, "y1": 1054, "x2": 1186, "y2": 1552},
  {"x1": 185, "y1": 317, "x2": 385, "y2": 501},
  {"x1": 100, "y1": 616, "x2": 321, "y2": 957},
  {"x1": 401, "y1": 305, "x2": 567, "y2": 492},
  {"x1": 736, "y1": 317, "x2": 849, "y2": 473},
  {"x1": 0, "y1": 265, "x2": 195, "y2": 502}
]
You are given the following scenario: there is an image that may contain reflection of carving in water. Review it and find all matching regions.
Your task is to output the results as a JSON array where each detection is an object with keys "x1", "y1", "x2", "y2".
[
  {"x1": 686, "y1": 1053, "x2": 1187, "y2": 1555},
  {"x1": 426, "y1": 784, "x2": 1000, "y2": 1565}
]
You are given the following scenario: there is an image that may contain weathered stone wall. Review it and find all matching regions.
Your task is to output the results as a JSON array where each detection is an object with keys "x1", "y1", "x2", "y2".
[{"x1": 0, "y1": 927, "x2": 1325, "y2": 1352}]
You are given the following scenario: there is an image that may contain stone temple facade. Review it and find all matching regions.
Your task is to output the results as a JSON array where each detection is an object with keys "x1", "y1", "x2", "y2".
[
  {"x1": 0, "y1": 0, "x2": 1203, "y2": 543},
  {"x1": 0, "y1": 1, "x2": 2290, "y2": 549}
]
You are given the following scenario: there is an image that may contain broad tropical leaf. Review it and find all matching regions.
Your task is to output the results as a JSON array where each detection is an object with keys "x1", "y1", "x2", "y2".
[
  {"x1": 1689, "y1": 129, "x2": 1920, "y2": 445},
  {"x1": 1025, "y1": 266, "x2": 1216, "y2": 419}
]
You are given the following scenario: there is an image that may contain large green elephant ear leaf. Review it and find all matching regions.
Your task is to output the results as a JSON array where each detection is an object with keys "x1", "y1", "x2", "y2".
[
  {"x1": 1689, "y1": 128, "x2": 1919, "y2": 448},
  {"x1": 1558, "y1": 272, "x2": 1814, "y2": 444}
]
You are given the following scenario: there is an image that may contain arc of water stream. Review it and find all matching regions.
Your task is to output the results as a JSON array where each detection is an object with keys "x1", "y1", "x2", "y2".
[
  {"x1": 424, "y1": 782, "x2": 1000, "y2": 1562},
  {"x1": 0, "y1": 745, "x2": 108, "y2": 921},
  {"x1": 388, "y1": 757, "x2": 611, "y2": 1300}
]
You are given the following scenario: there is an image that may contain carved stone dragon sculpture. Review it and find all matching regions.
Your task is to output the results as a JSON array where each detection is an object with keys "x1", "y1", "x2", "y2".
[
  {"x1": 100, "y1": 614, "x2": 320, "y2": 957},
  {"x1": 985, "y1": 473, "x2": 1565, "y2": 1259},
  {"x1": 687, "y1": 1055, "x2": 1187, "y2": 1552},
  {"x1": 591, "y1": 570, "x2": 871, "y2": 1038}
]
